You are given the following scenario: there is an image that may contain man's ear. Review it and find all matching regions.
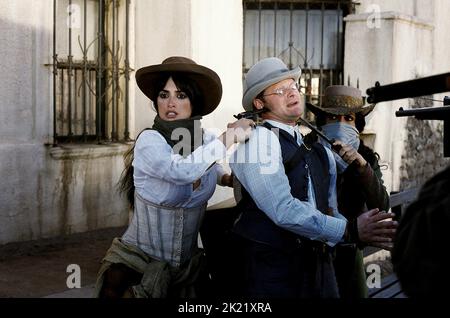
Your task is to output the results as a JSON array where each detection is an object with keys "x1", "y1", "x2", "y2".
[{"x1": 253, "y1": 99, "x2": 264, "y2": 110}]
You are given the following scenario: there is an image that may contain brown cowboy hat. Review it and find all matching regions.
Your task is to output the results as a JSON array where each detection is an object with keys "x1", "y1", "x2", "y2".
[
  {"x1": 135, "y1": 56, "x2": 223, "y2": 116},
  {"x1": 306, "y1": 85, "x2": 376, "y2": 117}
]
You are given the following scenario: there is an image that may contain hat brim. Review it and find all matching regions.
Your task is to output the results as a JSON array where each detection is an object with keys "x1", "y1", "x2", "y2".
[
  {"x1": 136, "y1": 63, "x2": 222, "y2": 116},
  {"x1": 306, "y1": 102, "x2": 376, "y2": 117},
  {"x1": 242, "y1": 67, "x2": 301, "y2": 111}
]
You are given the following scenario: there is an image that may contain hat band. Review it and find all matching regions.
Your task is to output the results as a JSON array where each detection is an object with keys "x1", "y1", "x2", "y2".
[{"x1": 323, "y1": 95, "x2": 364, "y2": 109}]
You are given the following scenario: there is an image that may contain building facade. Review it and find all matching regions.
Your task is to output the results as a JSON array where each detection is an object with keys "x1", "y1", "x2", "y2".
[{"x1": 1, "y1": 0, "x2": 449, "y2": 245}]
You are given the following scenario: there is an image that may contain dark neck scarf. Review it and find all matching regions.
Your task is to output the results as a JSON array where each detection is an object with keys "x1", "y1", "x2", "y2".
[{"x1": 152, "y1": 115, "x2": 203, "y2": 157}]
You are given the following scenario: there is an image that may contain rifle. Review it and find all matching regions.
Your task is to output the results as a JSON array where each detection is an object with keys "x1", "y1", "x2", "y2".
[
  {"x1": 233, "y1": 109, "x2": 342, "y2": 151},
  {"x1": 366, "y1": 73, "x2": 450, "y2": 157},
  {"x1": 233, "y1": 108, "x2": 267, "y2": 120}
]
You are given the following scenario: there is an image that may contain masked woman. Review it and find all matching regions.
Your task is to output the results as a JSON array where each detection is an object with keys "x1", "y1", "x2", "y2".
[
  {"x1": 307, "y1": 85, "x2": 390, "y2": 298},
  {"x1": 94, "y1": 56, "x2": 254, "y2": 298}
]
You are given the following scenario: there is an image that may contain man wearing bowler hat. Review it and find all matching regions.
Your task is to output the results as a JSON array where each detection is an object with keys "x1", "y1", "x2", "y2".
[{"x1": 229, "y1": 58, "x2": 397, "y2": 298}]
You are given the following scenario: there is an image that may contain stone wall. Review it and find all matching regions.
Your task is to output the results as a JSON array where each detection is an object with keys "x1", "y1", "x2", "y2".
[{"x1": 399, "y1": 97, "x2": 450, "y2": 191}]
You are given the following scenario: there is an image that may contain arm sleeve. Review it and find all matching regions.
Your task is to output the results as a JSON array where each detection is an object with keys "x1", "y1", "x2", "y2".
[
  {"x1": 350, "y1": 160, "x2": 390, "y2": 212},
  {"x1": 230, "y1": 128, "x2": 346, "y2": 246},
  {"x1": 133, "y1": 130, "x2": 227, "y2": 185}
]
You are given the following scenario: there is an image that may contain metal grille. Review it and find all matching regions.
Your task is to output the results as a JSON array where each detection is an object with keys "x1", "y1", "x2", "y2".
[
  {"x1": 243, "y1": 0, "x2": 355, "y2": 109},
  {"x1": 52, "y1": 0, "x2": 131, "y2": 144}
]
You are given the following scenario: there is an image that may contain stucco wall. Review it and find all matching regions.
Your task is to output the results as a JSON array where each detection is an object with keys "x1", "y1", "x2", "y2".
[
  {"x1": 0, "y1": 0, "x2": 245, "y2": 244},
  {"x1": 0, "y1": 0, "x2": 131, "y2": 244},
  {"x1": 344, "y1": 6, "x2": 436, "y2": 192},
  {"x1": 0, "y1": 144, "x2": 130, "y2": 244},
  {"x1": 355, "y1": 0, "x2": 434, "y2": 21},
  {"x1": 190, "y1": 0, "x2": 243, "y2": 206},
  {"x1": 132, "y1": 0, "x2": 193, "y2": 137}
]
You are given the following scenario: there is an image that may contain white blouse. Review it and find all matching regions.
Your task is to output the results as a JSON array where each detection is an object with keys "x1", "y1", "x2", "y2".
[{"x1": 132, "y1": 129, "x2": 228, "y2": 208}]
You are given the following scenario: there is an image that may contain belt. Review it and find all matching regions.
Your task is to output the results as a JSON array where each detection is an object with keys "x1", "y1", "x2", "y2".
[{"x1": 295, "y1": 237, "x2": 333, "y2": 255}]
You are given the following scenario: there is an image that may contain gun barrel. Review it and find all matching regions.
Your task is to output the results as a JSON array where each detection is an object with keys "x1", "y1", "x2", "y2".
[
  {"x1": 395, "y1": 106, "x2": 450, "y2": 120},
  {"x1": 297, "y1": 117, "x2": 339, "y2": 149},
  {"x1": 367, "y1": 72, "x2": 450, "y2": 104},
  {"x1": 233, "y1": 108, "x2": 267, "y2": 120}
]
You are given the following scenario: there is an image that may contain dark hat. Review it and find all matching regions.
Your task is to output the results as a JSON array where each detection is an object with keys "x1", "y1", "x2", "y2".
[
  {"x1": 135, "y1": 56, "x2": 223, "y2": 116},
  {"x1": 306, "y1": 85, "x2": 375, "y2": 117}
]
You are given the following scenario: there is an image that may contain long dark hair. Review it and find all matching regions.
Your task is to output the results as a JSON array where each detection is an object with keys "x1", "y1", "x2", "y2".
[{"x1": 118, "y1": 73, "x2": 203, "y2": 208}]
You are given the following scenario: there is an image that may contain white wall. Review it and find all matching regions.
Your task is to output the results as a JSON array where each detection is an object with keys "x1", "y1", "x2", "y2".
[
  {"x1": 190, "y1": 0, "x2": 243, "y2": 205},
  {"x1": 133, "y1": 0, "x2": 244, "y2": 131},
  {"x1": 0, "y1": 0, "x2": 129, "y2": 244},
  {"x1": 133, "y1": 0, "x2": 193, "y2": 136},
  {"x1": 0, "y1": 0, "x2": 52, "y2": 144},
  {"x1": 191, "y1": 0, "x2": 244, "y2": 130},
  {"x1": 345, "y1": 0, "x2": 450, "y2": 192},
  {"x1": 355, "y1": 0, "x2": 433, "y2": 21},
  {"x1": 431, "y1": 0, "x2": 450, "y2": 105}
]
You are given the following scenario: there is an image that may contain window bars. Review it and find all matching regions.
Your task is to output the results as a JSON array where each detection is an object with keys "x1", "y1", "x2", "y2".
[
  {"x1": 243, "y1": 0, "x2": 355, "y2": 108},
  {"x1": 52, "y1": 0, "x2": 131, "y2": 144}
]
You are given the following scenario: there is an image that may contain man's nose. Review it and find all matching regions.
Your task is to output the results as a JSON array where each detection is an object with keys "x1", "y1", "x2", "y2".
[
  {"x1": 337, "y1": 116, "x2": 346, "y2": 122},
  {"x1": 287, "y1": 87, "x2": 299, "y2": 98}
]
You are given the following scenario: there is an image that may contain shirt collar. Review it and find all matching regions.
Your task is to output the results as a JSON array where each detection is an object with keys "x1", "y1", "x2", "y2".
[{"x1": 264, "y1": 119, "x2": 303, "y2": 143}]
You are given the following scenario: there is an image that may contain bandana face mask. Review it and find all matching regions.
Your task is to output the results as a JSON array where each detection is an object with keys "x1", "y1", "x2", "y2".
[{"x1": 319, "y1": 122, "x2": 360, "y2": 173}]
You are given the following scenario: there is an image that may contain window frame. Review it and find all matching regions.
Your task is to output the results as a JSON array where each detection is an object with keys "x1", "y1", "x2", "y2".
[
  {"x1": 52, "y1": 0, "x2": 131, "y2": 144},
  {"x1": 243, "y1": 0, "x2": 355, "y2": 111}
]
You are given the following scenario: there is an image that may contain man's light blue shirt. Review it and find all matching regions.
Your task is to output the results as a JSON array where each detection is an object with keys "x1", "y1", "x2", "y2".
[{"x1": 230, "y1": 120, "x2": 347, "y2": 246}]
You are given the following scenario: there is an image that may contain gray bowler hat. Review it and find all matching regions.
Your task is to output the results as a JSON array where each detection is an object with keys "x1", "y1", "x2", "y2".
[{"x1": 242, "y1": 57, "x2": 301, "y2": 111}]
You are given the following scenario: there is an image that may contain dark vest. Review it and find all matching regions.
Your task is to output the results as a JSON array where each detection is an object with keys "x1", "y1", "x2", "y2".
[{"x1": 233, "y1": 122, "x2": 331, "y2": 251}]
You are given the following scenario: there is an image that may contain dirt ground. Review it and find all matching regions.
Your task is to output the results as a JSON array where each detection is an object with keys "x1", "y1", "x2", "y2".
[
  {"x1": 0, "y1": 226, "x2": 395, "y2": 298},
  {"x1": 0, "y1": 226, "x2": 126, "y2": 298}
]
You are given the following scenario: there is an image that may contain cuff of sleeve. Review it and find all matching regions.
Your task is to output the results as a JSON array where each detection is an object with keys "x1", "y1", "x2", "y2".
[
  {"x1": 321, "y1": 216, "x2": 347, "y2": 247},
  {"x1": 357, "y1": 163, "x2": 374, "y2": 183}
]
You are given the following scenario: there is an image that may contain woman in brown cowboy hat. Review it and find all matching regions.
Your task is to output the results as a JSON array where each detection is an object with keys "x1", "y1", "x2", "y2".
[
  {"x1": 94, "y1": 56, "x2": 254, "y2": 298},
  {"x1": 307, "y1": 85, "x2": 390, "y2": 299}
]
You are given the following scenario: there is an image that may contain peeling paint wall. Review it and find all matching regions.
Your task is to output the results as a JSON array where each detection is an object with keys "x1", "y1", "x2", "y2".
[{"x1": 0, "y1": 143, "x2": 130, "y2": 244}]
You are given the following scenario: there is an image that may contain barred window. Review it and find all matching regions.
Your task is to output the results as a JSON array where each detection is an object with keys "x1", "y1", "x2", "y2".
[
  {"x1": 52, "y1": 0, "x2": 131, "y2": 144},
  {"x1": 243, "y1": 0, "x2": 355, "y2": 109}
]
